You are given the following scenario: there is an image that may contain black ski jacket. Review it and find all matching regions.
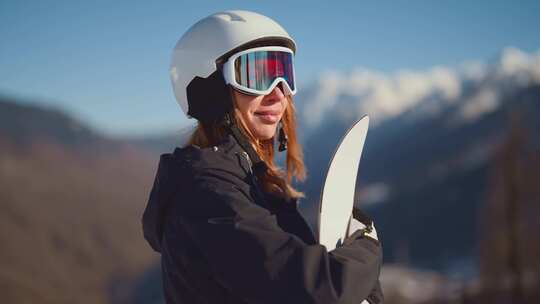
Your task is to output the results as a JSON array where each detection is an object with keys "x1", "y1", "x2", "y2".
[{"x1": 142, "y1": 134, "x2": 383, "y2": 304}]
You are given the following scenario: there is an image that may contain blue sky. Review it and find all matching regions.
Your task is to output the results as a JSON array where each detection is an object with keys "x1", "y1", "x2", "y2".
[{"x1": 1, "y1": 0, "x2": 539, "y2": 137}]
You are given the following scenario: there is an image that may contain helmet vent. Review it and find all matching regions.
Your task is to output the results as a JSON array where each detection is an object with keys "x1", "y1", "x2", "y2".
[{"x1": 215, "y1": 12, "x2": 246, "y2": 22}]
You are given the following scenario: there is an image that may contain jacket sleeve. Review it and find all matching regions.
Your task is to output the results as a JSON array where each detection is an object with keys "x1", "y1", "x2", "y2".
[
  {"x1": 174, "y1": 170, "x2": 383, "y2": 304},
  {"x1": 350, "y1": 209, "x2": 384, "y2": 304},
  {"x1": 367, "y1": 280, "x2": 384, "y2": 304}
]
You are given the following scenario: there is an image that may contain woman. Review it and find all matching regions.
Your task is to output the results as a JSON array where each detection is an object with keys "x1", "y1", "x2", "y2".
[{"x1": 142, "y1": 10, "x2": 383, "y2": 304}]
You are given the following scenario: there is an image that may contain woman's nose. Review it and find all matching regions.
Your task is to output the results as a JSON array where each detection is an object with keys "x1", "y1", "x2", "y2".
[{"x1": 267, "y1": 83, "x2": 285, "y2": 99}]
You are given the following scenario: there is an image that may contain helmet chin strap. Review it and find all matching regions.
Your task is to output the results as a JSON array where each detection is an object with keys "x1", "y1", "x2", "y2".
[
  {"x1": 278, "y1": 120, "x2": 288, "y2": 152},
  {"x1": 223, "y1": 112, "x2": 268, "y2": 175},
  {"x1": 186, "y1": 70, "x2": 268, "y2": 175}
]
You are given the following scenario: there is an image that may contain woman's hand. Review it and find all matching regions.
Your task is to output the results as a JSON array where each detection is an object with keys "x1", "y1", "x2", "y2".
[
  {"x1": 348, "y1": 207, "x2": 378, "y2": 241},
  {"x1": 346, "y1": 208, "x2": 384, "y2": 304},
  {"x1": 348, "y1": 217, "x2": 378, "y2": 241}
]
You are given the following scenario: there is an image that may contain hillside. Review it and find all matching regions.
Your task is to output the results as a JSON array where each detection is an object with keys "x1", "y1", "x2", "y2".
[{"x1": 0, "y1": 97, "x2": 159, "y2": 303}]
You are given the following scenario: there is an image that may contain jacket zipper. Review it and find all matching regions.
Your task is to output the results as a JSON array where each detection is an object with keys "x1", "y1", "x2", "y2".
[{"x1": 240, "y1": 151, "x2": 267, "y2": 204}]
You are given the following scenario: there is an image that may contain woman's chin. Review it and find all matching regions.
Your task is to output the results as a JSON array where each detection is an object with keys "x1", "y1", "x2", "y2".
[{"x1": 253, "y1": 127, "x2": 277, "y2": 140}]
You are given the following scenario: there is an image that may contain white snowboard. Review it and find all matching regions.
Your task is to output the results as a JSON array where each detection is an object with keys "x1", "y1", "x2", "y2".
[{"x1": 317, "y1": 115, "x2": 369, "y2": 251}]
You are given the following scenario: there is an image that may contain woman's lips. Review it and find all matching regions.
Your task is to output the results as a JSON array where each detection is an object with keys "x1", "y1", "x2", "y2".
[{"x1": 254, "y1": 111, "x2": 280, "y2": 123}]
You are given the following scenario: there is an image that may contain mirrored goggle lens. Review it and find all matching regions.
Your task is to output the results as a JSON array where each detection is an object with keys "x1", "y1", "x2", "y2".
[{"x1": 234, "y1": 50, "x2": 295, "y2": 93}]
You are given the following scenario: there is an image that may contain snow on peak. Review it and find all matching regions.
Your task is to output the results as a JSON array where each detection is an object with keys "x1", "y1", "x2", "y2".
[
  {"x1": 496, "y1": 47, "x2": 540, "y2": 84},
  {"x1": 297, "y1": 47, "x2": 540, "y2": 131}
]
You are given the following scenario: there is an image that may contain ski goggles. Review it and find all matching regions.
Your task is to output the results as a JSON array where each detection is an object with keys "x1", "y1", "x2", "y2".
[{"x1": 222, "y1": 46, "x2": 297, "y2": 96}]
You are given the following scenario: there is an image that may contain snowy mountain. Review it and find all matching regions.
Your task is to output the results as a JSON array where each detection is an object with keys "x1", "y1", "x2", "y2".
[
  {"x1": 293, "y1": 47, "x2": 540, "y2": 275},
  {"x1": 294, "y1": 47, "x2": 540, "y2": 134}
]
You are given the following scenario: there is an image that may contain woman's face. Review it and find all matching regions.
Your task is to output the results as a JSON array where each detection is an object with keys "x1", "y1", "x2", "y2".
[{"x1": 233, "y1": 84, "x2": 288, "y2": 140}]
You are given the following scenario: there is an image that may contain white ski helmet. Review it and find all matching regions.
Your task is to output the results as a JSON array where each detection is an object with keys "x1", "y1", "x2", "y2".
[{"x1": 169, "y1": 10, "x2": 296, "y2": 119}]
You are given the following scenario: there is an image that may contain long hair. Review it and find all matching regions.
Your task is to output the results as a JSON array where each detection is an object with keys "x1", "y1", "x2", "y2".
[{"x1": 187, "y1": 93, "x2": 306, "y2": 200}]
